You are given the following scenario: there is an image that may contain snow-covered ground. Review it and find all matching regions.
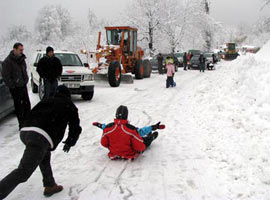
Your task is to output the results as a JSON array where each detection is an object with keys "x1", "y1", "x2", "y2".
[{"x1": 1, "y1": 42, "x2": 270, "y2": 200}]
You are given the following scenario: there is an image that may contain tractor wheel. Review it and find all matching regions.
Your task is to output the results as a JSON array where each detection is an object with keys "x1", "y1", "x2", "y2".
[
  {"x1": 108, "y1": 61, "x2": 121, "y2": 87},
  {"x1": 143, "y1": 60, "x2": 152, "y2": 78},
  {"x1": 135, "y1": 60, "x2": 144, "y2": 79}
]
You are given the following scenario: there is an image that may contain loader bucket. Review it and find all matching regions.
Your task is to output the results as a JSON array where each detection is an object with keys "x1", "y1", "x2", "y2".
[
  {"x1": 224, "y1": 54, "x2": 239, "y2": 60},
  {"x1": 94, "y1": 74, "x2": 134, "y2": 84}
]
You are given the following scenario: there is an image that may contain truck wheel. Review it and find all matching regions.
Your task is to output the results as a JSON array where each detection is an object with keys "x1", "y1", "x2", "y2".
[
  {"x1": 81, "y1": 91, "x2": 94, "y2": 101},
  {"x1": 108, "y1": 61, "x2": 121, "y2": 87},
  {"x1": 143, "y1": 60, "x2": 152, "y2": 78},
  {"x1": 38, "y1": 79, "x2": 45, "y2": 100},
  {"x1": 31, "y1": 75, "x2": 38, "y2": 93},
  {"x1": 135, "y1": 60, "x2": 144, "y2": 79}
]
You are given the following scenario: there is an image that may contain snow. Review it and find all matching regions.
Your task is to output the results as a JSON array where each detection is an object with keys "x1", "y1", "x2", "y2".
[{"x1": 1, "y1": 41, "x2": 270, "y2": 199}]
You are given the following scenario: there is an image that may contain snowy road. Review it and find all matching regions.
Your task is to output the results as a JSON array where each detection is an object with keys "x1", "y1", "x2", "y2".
[{"x1": 1, "y1": 59, "x2": 270, "y2": 200}]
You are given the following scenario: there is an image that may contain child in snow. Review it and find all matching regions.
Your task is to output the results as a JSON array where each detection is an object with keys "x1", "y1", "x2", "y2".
[
  {"x1": 166, "y1": 56, "x2": 176, "y2": 88},
  {"x1": 93, "y1": 105, "x2": 165, "y2": 160}
]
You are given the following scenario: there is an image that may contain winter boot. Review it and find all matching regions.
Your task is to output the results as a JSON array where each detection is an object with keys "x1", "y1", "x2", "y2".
[
  {"x1": 151, "y1": 131, "x2": 159, "y2": 141},
  {"x1": 43, "y1": 184, "x2": 63, "y2": 197}
]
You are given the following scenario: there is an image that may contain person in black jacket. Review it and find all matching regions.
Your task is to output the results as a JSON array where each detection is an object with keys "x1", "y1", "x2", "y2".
[
  {"x1": 0, "y1": 85, "x2": 82, "y2": 199},
  {"x1": 157, "y1": 53, "x2": 164, "y2": 74},
  {"x1": 37, "y1": 46, "x2": 62, "y2": 98},
  {"x1": 183, "y1": 52, "x2": 188, "y2": 71},
  {"x1": 199, "y1": 54, "x2": 206, "y2": 73},
  {"x1": 1, "y1": 42, "x2": 31, "y2": 129}
]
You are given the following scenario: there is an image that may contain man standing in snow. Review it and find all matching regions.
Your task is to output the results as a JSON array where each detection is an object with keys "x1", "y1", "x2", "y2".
[
  {"x1": 157, "y1": 53, "x2": 164, "y2": 74},
  {"x1": 37, "y1": 46, "x2": 62, "y2": 98},
  {"x1": 1, "y1": 42, "x2": 31, "y2": 129},
  {"x1": 183, "y1": 52, "x2": 188, "y2": 71},
  {"x1": 93, "y1": 105, "x2": 165, "y2": 160},
  {"x1": 0, "y1": 85, "x2": 82, "y2": 199},
  {"x1": 199, "y1": 54, "x2": 206, "y2": 72}
]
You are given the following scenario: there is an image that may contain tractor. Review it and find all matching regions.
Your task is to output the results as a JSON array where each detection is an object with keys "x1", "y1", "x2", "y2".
[
  {"x1": 222, "y1": 43, "x2": 239, "y2": 60},
  {"x1": 81, "y1": 26, "x2": 152, "y2": 87}
]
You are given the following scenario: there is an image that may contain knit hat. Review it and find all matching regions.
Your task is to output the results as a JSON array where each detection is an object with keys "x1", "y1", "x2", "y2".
[
  {"x1": 116, "y1": 105, "x2": 128, "y2": 120},
  {"x1": 55, "y1": 85, "x2": 71, "y2": 98},
  {"x1": 46, "y1": 46, "x2": 54, "y2": 55}
]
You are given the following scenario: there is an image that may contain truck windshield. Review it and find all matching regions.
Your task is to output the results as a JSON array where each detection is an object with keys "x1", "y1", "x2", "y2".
[
  {"x1": 107, "y1": 29, "x2": 123, "y2": 45},
  {"x1": 54, "y1": 53, "x2": 83, "y2": 66},
  {"x1": 228, "y1": 43, "x2": 235, "y2": 50}
]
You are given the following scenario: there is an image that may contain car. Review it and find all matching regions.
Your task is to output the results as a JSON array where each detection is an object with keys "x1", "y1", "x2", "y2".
[
  {"x1": 149, "y1": 55, "x2": 159, "y2": 71},
  {"x1": 188, "y1": 49, "x2": 201, "y2": 56},
  {"x1": 30, "y1": 50, "x2": 95, "y2": 101},
  {"x1": 149, "y1": 53, "x2": 179, "y2": 72},
  {"x1": 187, "y1": 55, "x2": 200, "y2": 69},
  {"x1": 174, "y1": 52, "x2": 184, "y2": 67},
  {"x1": 0, "y1": 61, "x2": 15, "y2": 120}
]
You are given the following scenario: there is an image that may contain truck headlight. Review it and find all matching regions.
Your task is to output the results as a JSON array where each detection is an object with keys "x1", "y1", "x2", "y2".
[{"x1": 84, "y1": 74, "x2": 93, "y2": 81}]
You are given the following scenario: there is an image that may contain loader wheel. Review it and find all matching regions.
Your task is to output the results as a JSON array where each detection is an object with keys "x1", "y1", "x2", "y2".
[
  {"x1": 135, "y1": 60, "x2": 144, "y2": 79},
  {"x1": 108, "y1": 61, "x2": 121, "y2": 87},
  {"x1": 143, "y1": 60, "x2": 152, "y2": 78}
]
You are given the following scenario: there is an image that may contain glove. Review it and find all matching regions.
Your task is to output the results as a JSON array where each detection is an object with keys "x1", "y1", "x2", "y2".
[
  {"x1": 62, "y1": 141, "x2": 71, "y2": 153},
  {"x1": 151, "y1": 122, "x2": 166, "y2": 130},
  {"x1": 93, "y1": 122, "x2": 103, "y2": 129}
]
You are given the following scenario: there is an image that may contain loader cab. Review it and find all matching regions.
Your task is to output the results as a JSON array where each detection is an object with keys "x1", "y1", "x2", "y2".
[{"x1": 106, "y1": 27, "x2": 137, "y2": 56}]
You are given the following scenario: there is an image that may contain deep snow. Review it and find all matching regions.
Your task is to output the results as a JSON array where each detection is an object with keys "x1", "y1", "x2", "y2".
[{"x1": 1, "y1": 42, "x2": 270, "y2": 200}]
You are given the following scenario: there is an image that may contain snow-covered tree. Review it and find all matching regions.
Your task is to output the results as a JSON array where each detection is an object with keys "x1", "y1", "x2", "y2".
[
  {"x1": 125, "y1": 0, "x2": 164, "y2": 56},
  {"x1": 6, "y1": 25, "x2": 32, "y2": 42},
  {"x1": 35, "y1": 5, "x2": 72, "y2": 43}
]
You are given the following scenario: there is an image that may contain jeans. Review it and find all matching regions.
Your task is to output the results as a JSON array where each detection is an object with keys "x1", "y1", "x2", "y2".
[
  {"x1": 44, "y1": 79, "x2": 58, "y2": 98},
  {"x1": 0, "y1": 131, "x2": 55, "y2": 199},
  {"x1": 200, "y1": 63, "x2": 205, "y2": 72},
  {"x1": 166, "y1": 76, "x2": 174, "y2": 88}
]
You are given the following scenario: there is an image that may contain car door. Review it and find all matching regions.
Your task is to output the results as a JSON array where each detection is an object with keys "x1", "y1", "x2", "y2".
[
  {"x1": 32, "y1": 53, "x2": 42, "y2": 84},
  {"x1": 0, "y1": 62, "x2": 14, "y2": 119}
]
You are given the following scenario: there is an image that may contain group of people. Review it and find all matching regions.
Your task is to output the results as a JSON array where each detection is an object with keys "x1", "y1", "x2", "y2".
[
  {"x1": 0, "y1": 43, "x2": 165, "y2": 199},
  {"x1": 1, "y1": 43, "x2": 62, "y2": 129}
]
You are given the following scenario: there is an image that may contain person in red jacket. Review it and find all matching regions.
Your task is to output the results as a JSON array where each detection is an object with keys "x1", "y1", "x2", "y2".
[{"x1": 93, "y1": 105, "x2": 165, "y2": 160}]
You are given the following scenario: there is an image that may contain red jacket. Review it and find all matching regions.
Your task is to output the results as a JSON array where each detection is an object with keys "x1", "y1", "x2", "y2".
[{"x1": 101, "y1": 119, "x2": 146, "y2": 160}]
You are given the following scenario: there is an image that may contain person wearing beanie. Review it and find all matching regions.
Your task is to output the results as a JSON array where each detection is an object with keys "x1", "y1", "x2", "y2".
[
  {"x1": 0, "y1": 85, "x2": 82, "y2": 199},
  {"x1": 93, "y1": 105, "x2": 165, "y2": 160},
  {"x1": 37, "y1": 46, "x2": 62, "y2": 99}
]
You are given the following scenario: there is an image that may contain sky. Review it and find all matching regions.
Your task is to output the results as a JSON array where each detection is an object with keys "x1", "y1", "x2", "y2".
[{"x1": 0, "y1": 0, "x2": 270, "y2": 36}]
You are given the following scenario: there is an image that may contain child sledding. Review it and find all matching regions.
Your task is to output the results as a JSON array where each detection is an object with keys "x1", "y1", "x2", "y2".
[{"x1": 93, "y1": 105, "x2": 165, "y2": 160}]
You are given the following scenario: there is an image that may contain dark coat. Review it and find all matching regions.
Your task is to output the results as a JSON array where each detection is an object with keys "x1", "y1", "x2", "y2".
[
  {"x1": 1, "y1": 51, "x2": 29, "y2": 89},
  {"x1": 37, "y1": 55, "x2": 62, "y2": 82},
  {"x1": 157, "y1": 54, "x2": 163, "y2": 64},
  {"x1": 22, "y1": 93, "x2": 82, "y2": 151},
  {"x1": 183, "y1": 54, "x2": 188, "y2": 64},
  {"x1": 199, "y1": 55, "x2": 206, "y2": 64}
]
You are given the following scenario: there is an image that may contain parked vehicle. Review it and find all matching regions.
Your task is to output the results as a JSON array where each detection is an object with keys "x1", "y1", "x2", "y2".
[
  {"x1": 187, "y1": 55, "x2": 200, "y2": 69},
  {"x1": 188, "y1": 50, "x2": 201, "y2": 56},
  {"x1": 174, "y1": 52, "x2": 184, "y2": 67},
  {"x1": 31, "y1": 51, "x2": 95, "y2": 100},
  {"x1": 149, "y1": 54, "x2": 159, "y2": 71},
  {"x1": 149, "y1": 53, "x2": 179, "y2": 72},
  {"x1": 0, "y1": 61, "x2": 15, "y2": 120}
]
